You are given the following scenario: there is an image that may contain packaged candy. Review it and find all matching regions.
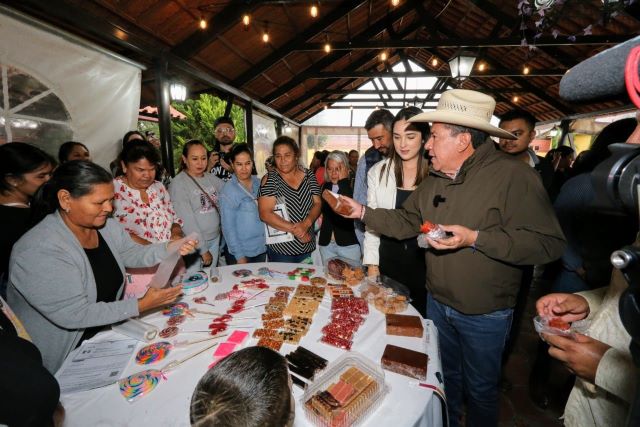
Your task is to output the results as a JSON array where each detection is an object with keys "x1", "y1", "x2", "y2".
[
  {"x1": 417, "y1": 220, "x2": 447, "y2": 248},
  {"x1": 325, "y1": 257, "x2": 365, "y2": 286},
  {"x1": 533, "y1": 315, "x2": 591, "y2": 339},
  {"x1": 360, "y1": 276, "x2": 411, "y2": 314}
]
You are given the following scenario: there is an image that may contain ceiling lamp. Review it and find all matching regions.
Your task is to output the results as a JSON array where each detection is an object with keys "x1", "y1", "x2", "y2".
[
  {"x1": 310, "y1": 4, "x2": 319, "y2": 18},
  {"x1": 324, "y1": 42, "x2": 331, "y2": 53},
  {"x1": 512, "y1": 96, "x2": 519, "y2": 103},
  {"x1": 391, "y1": 0, "x2": 401, "y2": 6},
  {"x1": 199, "y1": 18, "x2": 207, "y2": 30},
  {"x1": 242, "y1": 14, "x2": 250, "y2": 30},
  {"x1": 449, "y1": 50, "x2": 477, "y2": 79},
  {"x1": 262, "y1": 31, "x2": 270, "y2": 43},
  {"x1": 170, "y1": 82, "x2": 187, "y2": 102},
  {"x1": 523, "y1": 65, "x2": 531, "y2": 75},
  {"x1": 478, "y1": 62, "x2": 486, "y2": 72},
  {"x1": 380, "y1": 51, "x2": 388, "y2": 61},
  {"x1": 431, "y1": 58, "x2": 438, "y2": 67}
]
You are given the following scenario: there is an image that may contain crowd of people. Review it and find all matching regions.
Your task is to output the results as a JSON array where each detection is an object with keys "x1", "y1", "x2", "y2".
[{"x1": 0, "y1": 89, "x2": 638, "y2": 427}]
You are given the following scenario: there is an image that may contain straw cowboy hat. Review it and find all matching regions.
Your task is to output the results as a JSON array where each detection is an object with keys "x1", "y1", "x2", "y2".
[{"x1": 409, "y1": 89, "x2": 516, "y2": 140}]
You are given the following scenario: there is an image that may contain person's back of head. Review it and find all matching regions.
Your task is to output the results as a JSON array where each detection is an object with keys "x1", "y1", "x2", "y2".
[{"x1": 190, "y1": 346, "x2": 292, "y2": 427}]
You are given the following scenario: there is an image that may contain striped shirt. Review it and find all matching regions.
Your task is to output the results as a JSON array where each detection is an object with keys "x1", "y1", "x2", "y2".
[{"x1": 258, "y1": 168, "x2": 321, "y2": 256}]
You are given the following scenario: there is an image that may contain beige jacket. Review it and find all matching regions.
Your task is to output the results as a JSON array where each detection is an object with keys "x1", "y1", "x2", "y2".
[
  {"x1": 363, "y1": 158, "x2": 397, "y2": 266},
  {"x1": 564, "y1": 268, "x2": 635, "y2": 426}
]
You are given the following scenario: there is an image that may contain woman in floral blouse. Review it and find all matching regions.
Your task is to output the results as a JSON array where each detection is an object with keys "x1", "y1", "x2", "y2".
[
  {"x1": 113, "y1": 140, "x2": 184, "y2": 297},
  {"x1": 113, "y1": 140, "x2": 183, "y2": 244}
]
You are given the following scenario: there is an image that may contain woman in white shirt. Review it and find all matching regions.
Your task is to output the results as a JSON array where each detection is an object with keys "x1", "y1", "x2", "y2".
[{"x1": 363, "y1": 107, "x2": 430, "y2": 316}]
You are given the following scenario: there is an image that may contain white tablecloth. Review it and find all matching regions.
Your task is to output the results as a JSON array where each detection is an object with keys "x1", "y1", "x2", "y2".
[{"x1": 58, "y1": 263, "x2": 443, "y2": 427}]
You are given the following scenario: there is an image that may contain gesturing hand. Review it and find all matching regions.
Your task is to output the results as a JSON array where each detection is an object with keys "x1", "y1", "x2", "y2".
[
  {"x1": 167, "y1": 238, "x2": 199, "y2": 256},
  {"x1": 536, "y1": 293, "x2": 590, "y2": 323}
]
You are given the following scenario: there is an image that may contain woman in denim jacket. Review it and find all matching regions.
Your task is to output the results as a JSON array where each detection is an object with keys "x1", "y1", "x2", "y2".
[{"x1": 220, "y1": 145, "x2": 266, "y2": 264}]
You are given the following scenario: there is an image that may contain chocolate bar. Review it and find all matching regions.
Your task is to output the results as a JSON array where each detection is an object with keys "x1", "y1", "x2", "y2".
[
  {"x1": 385, "y1": 314, "x2": 424, "y2": 338},
  {"x1": 380, "y1": 344, "x2": 428, "y2": 381}
]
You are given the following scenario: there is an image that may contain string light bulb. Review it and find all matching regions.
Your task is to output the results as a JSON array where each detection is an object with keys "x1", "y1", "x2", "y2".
[
  {"x1": 324, "y1": 42, "x2": 331, "y2": 53},
  {"x1": 478, "y1": 63, "x2": 486, "y2": 72},
  {"x1": 380, "y1": 51, "x2": 388, "y2": 61},
  {"x1": 242, "y1": 14, "x2": 250, "y2": 29},
  {"x1": 523, "y1": 65, "x2": 530, "y2": 75},
  {"x1": 512, "y1": 96, "x2": 519, "y2": 103},
  {"x1": 310, "y1": 4, "x2": 318, "y2": 17},
  {"x1": 431, "y1": 58, "x2": 438, "y2": 67},
  {"x1": 391, "y1": 0, "x2": 400, "y2": 6},
  {"x1": 199, "y1": 18, "x2": 207, "y2": 30},
  {"x1": 262, "y1": 30, "x2": 270, "y2": 43}
]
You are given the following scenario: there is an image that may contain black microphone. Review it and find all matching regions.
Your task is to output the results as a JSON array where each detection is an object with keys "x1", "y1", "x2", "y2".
[
  {"x1": 433, "y1": 195, "x2": 446, "y2": 207},
  {"x1": 559, "y1": 35, "x2": 640, "y2": 102}
]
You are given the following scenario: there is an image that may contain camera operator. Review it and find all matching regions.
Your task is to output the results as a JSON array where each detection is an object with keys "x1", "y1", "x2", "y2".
[{"x1": 536, "y1": 111, "x2": 640, "y2": 427}]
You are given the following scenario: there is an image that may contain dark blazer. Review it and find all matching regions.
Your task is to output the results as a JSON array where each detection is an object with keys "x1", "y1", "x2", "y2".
[{"x1": 319, "y1": 179, "x2": 359, "y2": 247}]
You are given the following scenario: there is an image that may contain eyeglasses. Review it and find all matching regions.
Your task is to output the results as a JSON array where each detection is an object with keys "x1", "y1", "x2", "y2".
[{"x1": 216, "y1": 127, "x2": 236, "y2": 135}]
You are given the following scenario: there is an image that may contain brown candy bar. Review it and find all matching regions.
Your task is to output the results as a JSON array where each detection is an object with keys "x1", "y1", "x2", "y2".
[
  {"x1": 257, "y1": 337, "x2": 283, "y2": 351},
  {"x1": 380, "y1": 344, "x2": 428, "y2": 381},
  {"x1": 385, "y1": 314, "x2": 424, "y2": 338},
  {"x1": 322, "y1": 189, "x2": 353, "y2": 216}
]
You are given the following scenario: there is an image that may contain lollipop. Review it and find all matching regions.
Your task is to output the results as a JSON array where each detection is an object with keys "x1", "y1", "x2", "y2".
[
  {"x1": 159, "y1": 326, "x2": 179, "y2": 338},
  {"x1": 119, "y1": 369, "x2": 164, "y2": 402},
  {"x1": 135, "y1": 342, "x2": 172, "y2": 365},
  {"x1": 166, "y1": 315, "x2": 186, "y2": 326},
  {"x1": 162, "y1": 302, "x2": 189, "y2": 316},
  {"x1": 193, "y1": 296, "x2": 207, "y2": 304},
  {"x1": 232, "y1": 269, "x2": 252, "y2": 278}
]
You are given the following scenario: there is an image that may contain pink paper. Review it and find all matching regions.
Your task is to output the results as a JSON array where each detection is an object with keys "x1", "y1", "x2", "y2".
[
  {"x1": 227, "y1": 330, "x2": 249, "y2": 345},
  {"x1": 212, "y1": 342, "x2": 237, "y2": 358}
]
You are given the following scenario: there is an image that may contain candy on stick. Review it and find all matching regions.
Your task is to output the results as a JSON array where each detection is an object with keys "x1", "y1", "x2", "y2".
[{"x1": 135, "y1": 342, "x2": 172, "y2": 365}]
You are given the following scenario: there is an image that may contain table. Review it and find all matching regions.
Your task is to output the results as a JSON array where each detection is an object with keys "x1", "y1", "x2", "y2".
[{"x1": 58, "y1": 263, "x2": 443, "y2": 427}]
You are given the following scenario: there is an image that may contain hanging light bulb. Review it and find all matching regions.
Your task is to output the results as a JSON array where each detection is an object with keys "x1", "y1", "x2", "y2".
[
  {"x1": 512, "y1": 96, "x2": 519, "y2": 103},
  {"x1": 391, "y1": 0, "x2": 401, "y2": 6},
  {"x1": 478, "y1": 62, "x2": 486, "y2": 71},
  {"x1": 310, "y1": 4, "x2": 319, "y2": 18},
  {"x1": 380, "y1": 51, "x2": 388, "y2": 61},
  {"x1": 324, "y1": 42, "x2": 331, "y2": 53},
  {"x1": 431, "y1": 58, "x2": 438, "y2": 67},
  {"x1": 262, "y1": 31, "x2": 270, "y2": 43},
  {"x1": 199, "y1": 18, "x2": 207, "y2": 30},
  {"x1": 242, "y1": 14, "x2": 250, "y2": 29},
  {"x1": 523, "y1": 65, "x2": 530, "y2": 75}
]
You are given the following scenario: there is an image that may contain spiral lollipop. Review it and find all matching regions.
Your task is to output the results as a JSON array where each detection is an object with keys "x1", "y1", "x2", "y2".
[
  {"x1": 232, "y1": 269, "x2": 252, "y2": 278},
  {"x1": 118, "y1": 369, "x2": 164, "y2": 402},
  {"x1": 159, "y1": 326, "x2": 179, "y2": 338},
  {"x1": 162, "y1": 302, "x2": 189, "y2": 317},
  {"x1": 166, "y1": 315, "x2": 186, "y2": 326},
  {"x1": 135, "y1": 342, "x2": 172, "y2": 365}
]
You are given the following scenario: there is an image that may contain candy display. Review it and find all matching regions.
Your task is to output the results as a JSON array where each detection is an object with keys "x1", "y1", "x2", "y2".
[
  {"x1": 162, "y1": 302, "x2": 189, "y2": 317},
  {"x1": 256, "y1": 337, "x2": 283, "y2": 351},
  {"x1": 303, "y1": 353, "x2": 386, "y2": 427},
  {"x1": 286, "y1": 346, "x2": 328, "y2": 380},
  {"x1": 159, "y1": 326, "x2": 180, "y2": 338},
  {"x1": 385, "y1": 314, "x2": 424, "y2": 338},
  {"x1": 118, "y1": 369, "x2": 164, "y2": 402},
  {"x1": 237, "y1": 278, "x2": 269, "y2": 289},
  {"x1": 166, "y1": 315, "x2": 186, "y2": 326},
  {"x1": 286, "y1": 267, "x2": 315, "y2": 281},
  {"x1": 320, "y1": 292, "x2": 368, "y2": 350},
  {"x1": 180, "y1": 272, "x2": 209, "y2": 295},
  {"x1": 380, "y1": 344, "x2": 428, "y2": 381},
  {"x1": 325, "y1": 257, "x2": 365, "y2": 286},
  {"x1": 135, "y1": 342, "x2": 172, "y2": 365},
  {"x1": 310, "y1": 277, "x2": 327, "y2": 287}
]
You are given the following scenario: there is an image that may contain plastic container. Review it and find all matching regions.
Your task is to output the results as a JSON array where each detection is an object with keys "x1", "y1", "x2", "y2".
[
  {"x1": 533, "y1": 316, "x2": 591, "y2": 339},
  {"x1": 359, "y1": 276, "x2": 411, "y2": 314},
  {"x1": 302, "y1": 352, "x2": 388, "y2": 427},
  {"x1": 325, "y1": 257, "x2": 365, "y2": 286}
]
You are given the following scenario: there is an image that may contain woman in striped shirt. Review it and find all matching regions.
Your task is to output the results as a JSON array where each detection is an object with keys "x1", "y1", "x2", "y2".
[{"x1": 258, "y1": 136, "x2": 321, "y2": 263}]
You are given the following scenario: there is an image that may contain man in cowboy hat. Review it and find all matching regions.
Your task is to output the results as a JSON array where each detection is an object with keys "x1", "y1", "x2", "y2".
[{"x1": 335, "y1": 89, "x2": 566, "y2": 427}]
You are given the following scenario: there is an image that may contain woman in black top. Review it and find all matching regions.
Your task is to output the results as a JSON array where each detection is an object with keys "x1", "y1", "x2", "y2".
[
  {"x1": 0, "y1": 143, "x2": 55, "y2": 298},
  {"x1": 318, "y1": 151, "x2": 360, "y2": 265},
  {"x1": 258, "y1": 136, "x2": 321, "y2": 263}
]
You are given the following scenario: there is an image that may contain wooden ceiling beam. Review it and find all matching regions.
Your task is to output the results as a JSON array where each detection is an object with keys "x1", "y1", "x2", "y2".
[
  {"x1": 310, "y1": 69, "x2": 567, "y2": 78},
  {"x1": 260, "y1": 1, "x2": 416, "y2": 105},
  {"x1": 232, "y1": 0, "x2": 368, "y2": 88}
]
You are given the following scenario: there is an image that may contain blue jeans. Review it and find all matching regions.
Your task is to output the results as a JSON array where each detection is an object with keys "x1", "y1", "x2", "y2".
[
  {"x1": 427, "y1": 294, "x2": 513, "y2": 427},
  {"x1": 319, "y1": 242, "x2": 361, "y2": 265},
  {"x1": 266, "y1": 247, "x2": 312, "y2": 264},
  {"x1": 225, "y1": 252, "x2": 267, "y2": 265}
]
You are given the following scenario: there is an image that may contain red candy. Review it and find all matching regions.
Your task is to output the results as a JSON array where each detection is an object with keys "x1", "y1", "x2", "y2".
[
  {"x1": 214, "y1": 315, "x2": 232, "y2": 322},
  {"x1": 209, "y1": 324, "x2": 228, "y2": 334},
  {"x1": 321, "y1": 334, "x2": 352, "y2": 350},
  {"x1": 193, "y1": 296, "x2": 207, "y2": 304},
  {"x1": 420, "y1": 220, "x2": 437, "y2": 233},
  {"x1": 548, "y1": 318, "x2": 571, "y2": 331}
]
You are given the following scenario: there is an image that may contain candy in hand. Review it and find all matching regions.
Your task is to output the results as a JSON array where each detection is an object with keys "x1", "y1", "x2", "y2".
[
  {"x1": 322, "y1": 190, "x2": 353, "y2": 216},
  {"x1": 419, "y1": 220, "x2": 447, "y2": 239}
]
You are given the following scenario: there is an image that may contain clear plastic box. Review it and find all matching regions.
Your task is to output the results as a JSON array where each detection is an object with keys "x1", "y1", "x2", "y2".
[
  {"x1": 302, "y1": 352, "x2": 388, "y2": 427},
  {"x1": 324, "y1": 257, "x2": 365, "y2": 286},
  {"x1": 359, "y1": 276, "x2": 411, "y2": 314}
]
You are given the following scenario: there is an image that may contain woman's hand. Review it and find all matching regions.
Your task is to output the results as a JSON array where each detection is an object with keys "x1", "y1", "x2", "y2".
[
  {"x1": 138, "y1": 286, "x2": 183, "y2": 313},
  {"x1": 237, "y1": 257, "x2": 249, "y2": 264},
  {"x1": 201, "y1": 251, "x2": 213, "y2": 267},
  {"x1": 536, "y1": 293, "x2": 590, "y2": 323},
  {"x1": 170, "y1": 224, "x2": 185, "y2": 241},
  {"x1": 543, "y1": 333, "x2": 611, "y2": 383},
  {"x1": 167, "y1": 238, "x2": 199, "y2": 256},
  {"x1": 291, "y1": 222, "x2": 309, "y2": 240}
]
